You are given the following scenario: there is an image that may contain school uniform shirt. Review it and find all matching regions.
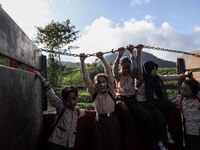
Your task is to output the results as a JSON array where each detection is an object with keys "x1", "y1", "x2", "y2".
[
  {"x1": 115, "y1": 75, "x2": 136, "y2": 97},
  {"x1": 93, "y1": 91, "x2": 115, "y2": 114},
  {"x1": 113, "y1": 54, "x2": 137, "y2": 97},
  {"x1": 45, "y1": 88, "x2": 84, "y2": 148},
  {"x1": 82, "y1": 68, "x2": 115, "y2": 115},
  {"x1": 175, "y1": 94, "x2": 200, "y2": 136}
]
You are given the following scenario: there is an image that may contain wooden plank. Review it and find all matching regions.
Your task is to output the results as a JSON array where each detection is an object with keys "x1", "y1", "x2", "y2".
[
  {"x1": 179, "y1": 50, "x2": 200, "y2": 70},
  {"x1": 193, "y1": 72, "x2": 200, "y2": 81},
  {"x1": 0, "y1": 65, "x2": 43, "y2": 150},
  {"x1": 0, "y1": 7, "x2": 42, "y2": 70},
  {"x1": 179, "y1": 50, "x2": 200, "y2": 81}
]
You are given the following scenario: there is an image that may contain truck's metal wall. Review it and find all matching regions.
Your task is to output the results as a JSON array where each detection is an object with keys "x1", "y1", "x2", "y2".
[
  {"x1": 0, "y1": 6, "x2": 41, "y2": 69},
  {"x1": 0, "y1": 6, "x2": 43, "y2": 150},
  {"x1": 0, "y1": 66, "x2": 43, "y2": 150}
]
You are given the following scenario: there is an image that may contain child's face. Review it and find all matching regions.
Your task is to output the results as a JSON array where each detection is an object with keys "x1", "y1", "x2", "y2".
[
  {"x1": 180, "y1": 82, "x2": 193, "y2": 98},
  {"x1": 64, "y1": 92, "x2": 78, "y2": 110},
  {"x1": 96, "y1": 76, "x2": 108, "y2": 93},
  {"x1": 150, "y1": 67, "x2": 157, "y2": 77},
  {"x1": 121, "y1": 63, "x2": 131, "y2": 76}
]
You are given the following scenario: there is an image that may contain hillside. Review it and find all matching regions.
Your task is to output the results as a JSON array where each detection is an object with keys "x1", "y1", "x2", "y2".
[
  {"x1": 61, "y1": 51, "x2": 176, "y2": 68},
  {"x1": 104, "y1": 51, "x2": 176, "y2": 68}
]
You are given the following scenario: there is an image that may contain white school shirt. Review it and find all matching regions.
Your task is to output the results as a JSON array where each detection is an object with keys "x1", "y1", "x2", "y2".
[
  {"x1": 116, "y1": 75, "x2": 136, "y2": 97},
  {"x1": 45, "y1": 88, "x2": 84, "y2": 148},
  {"x1": 175, "y1": 94, "x2": 200, "y2": 136}
]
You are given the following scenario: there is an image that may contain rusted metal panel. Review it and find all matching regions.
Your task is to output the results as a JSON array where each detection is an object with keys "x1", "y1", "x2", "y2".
[
  {"x1": 0, "y1": 7, "x2": 41, "y2": 70},
  {"x1": 0, "y1": 65, "x2": 43, "y2": 150}
]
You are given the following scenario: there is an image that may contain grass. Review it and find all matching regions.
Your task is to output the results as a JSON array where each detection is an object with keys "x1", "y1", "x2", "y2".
[{"x1": 77, "y1": 102, "x2": 94, "y2": 110}]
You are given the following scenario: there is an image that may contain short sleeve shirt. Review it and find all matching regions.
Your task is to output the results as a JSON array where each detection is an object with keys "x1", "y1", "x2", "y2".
[{"x1": 175, "y1": 94, "x2": 200, "y2": 135}]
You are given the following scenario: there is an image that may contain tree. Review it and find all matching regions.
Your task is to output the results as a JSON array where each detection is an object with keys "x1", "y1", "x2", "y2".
[{"x1": 35, "y1": 20, "x2": 79, "y2": 88}]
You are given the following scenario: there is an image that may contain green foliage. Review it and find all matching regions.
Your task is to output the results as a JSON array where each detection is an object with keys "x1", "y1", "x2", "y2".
[
  {"x1": 47, "y1": 57, "x2": 60, "y2": 88},
  {"x1": 77, "y1": 102, "x2": 94, "y2": 110},
  {"x1": 158, "y1": 68, "x2": 179, "y2": 101},
  {"x1": 35, "y1": 20, "x2": 79, "y2": 88},
  {"x1": 63, "y1": 67, "x2": 82, "y2": 85},
  {"x1": 63, "y1": 64, "x2": 104, "y2": 86},
  {"x1": 79, "y1": 90, "x2": 92, "y2": 102},
  {"x1": 157, "y1": 67, "x2": 177, "y2": 75},
  {"x1": 87, "y1": 64, "x2": 104, "y2": 81},
  {"x1": 78, "y1": 90, "x2": 93, "y2": 109},
  {"x1": 35, "y1": 20, "x2": 79, "y2": 50}
]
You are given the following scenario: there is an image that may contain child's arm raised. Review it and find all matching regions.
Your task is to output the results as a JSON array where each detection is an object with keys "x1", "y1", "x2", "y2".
[
  {"x1": 96, "y1": 52, "x2": 114, "y2": 90},
  {"x1": 135, "y1": 44, "x2": 144, "y2": 81},
  {"x1": 127, "y1": 45, "x2": 137, "y2": 78},
  {"x1": 96, "y1": 52, "x2": 111, "y2": 76},
  {"x1": 34, "y1": 71, "x2": 61, "y2": 108},
  {"x1": 79, "y1": 53, "x2": 93, "y2": 92},
  {"x1": 112, "y1": 47, "x2": 125, "y2": 79}
]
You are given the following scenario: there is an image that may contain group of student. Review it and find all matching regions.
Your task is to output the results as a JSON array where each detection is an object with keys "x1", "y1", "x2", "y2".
[{"x1": 34, "y1": 44, "x2": 200, "y2": 150}]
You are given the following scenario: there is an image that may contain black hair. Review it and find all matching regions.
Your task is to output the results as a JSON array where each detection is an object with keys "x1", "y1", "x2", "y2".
[
  {"x1": 120, "y1": 56, "x2": 131, "y2": 65},
  {"x1": 143, "y1": 61, "x2": 158, "y2": 75},
  {"x1": 142, "y1": 61, "x2": 167, "y2": 101},
  {"x1": 93, "y1": 73, "x2": 110, "y2": 92},
  {"x1": 61, "y1": 85, "x2": 78, "y2": 99},
  {"x1": 94, "y1": 73, "x2": 108, "y2": 84},
  {"x1": 183, "y1": 79, "x2": 200, "y2": 97}
]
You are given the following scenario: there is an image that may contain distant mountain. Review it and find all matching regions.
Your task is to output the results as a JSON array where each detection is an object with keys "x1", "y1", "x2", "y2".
[
  {"x1": 61, "y1": 51, "x2": 176, "y2": 68},
  {"x1": 104, "y1": 51, "x2": 176, "y2": 68},
  {"x1": 61, "y1": 61, "x2": 78, "y2": 68}
]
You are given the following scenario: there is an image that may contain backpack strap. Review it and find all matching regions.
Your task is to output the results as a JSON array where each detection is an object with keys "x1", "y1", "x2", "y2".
[
  {"x1": 53, "y1": 106, "x2": 66, "y2": 129},
  {"x1": 92, "y1": 92, "x2": 98, "y2": 102},
  {"x1": 107, "y1": 90, "x2": 115, "y2": 101},
  {"x1": 52, "y1": 106, "x2": 80, "y2": 133},
  {"x1": 136, "y1": 78, "x2": 144, "y2": 89},
  {"x1": 180, "y1": 97, "x2": 184, "y2": 115},
  {"x1": 77, "y1": 107, "x2": 80, "y2": 117}
]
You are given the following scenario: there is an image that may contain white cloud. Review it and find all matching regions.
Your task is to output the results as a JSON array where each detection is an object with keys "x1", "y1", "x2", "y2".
[
  {"x1": 194, "y1": 26, "x2": 200, "y2": 32},
  {"x1": 1, "y1": 0, "x2": 53, "y2": 39},
  {"x1": 70, "y1": 16, "x2": 198, "y2": 63},
  {"x1": 130, "y1": 0, "x2": 151, "y2": 6},
  {"x1": 193, "y1": 26, "x2": 200, "y2": 47},
  {"x1": 144, "y1": 15, "x2": 155, "y2": 22},
  {"x1": 1, "y1": 1, "x2": 198, "y2": 63}
]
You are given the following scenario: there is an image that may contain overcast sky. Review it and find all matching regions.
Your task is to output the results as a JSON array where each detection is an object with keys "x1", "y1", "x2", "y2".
[{"x1": 1, "y1": 0, "x2": 200, "y2": 63}]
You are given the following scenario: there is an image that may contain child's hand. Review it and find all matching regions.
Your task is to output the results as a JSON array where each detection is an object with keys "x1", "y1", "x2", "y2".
[
  {"x1": 96, "y1": 52, "x2": 104, "y2": 59},
  {"x1": 34, "y1": 71, "x2": 43, "y2": 80},
  {"x1": 79, "y1": 53, "x2": 87, "y2": 61},
  {"x1": 183, "y1": 71, "x2": 193, "y2": 79},
  {"x1": 79, "y1": 109, "x2": 87, "y2": 118},
  {"x1": 116, "y1": 101, "x2": 124, "y2": 105},
  {"x1": 127, "y1": 45, "x2": 134, "y2": 54},
  {"x1": 135, "y1": 44, "x2": 144, "y2": 50},
  {"x1": 117, "y1": 47, "x2": 125, "y2": 56}
]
